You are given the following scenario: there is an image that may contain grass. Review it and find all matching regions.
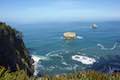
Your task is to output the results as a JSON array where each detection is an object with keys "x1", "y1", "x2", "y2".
[
  {"x1": 0, "y1": 23, "x2": 7, "y2": 29},
  {"x1": 39, "y1": 71, "x2": 120, "y2": 80},
  {"x1": 0, "y1": 67, "x2": 120, "y2": 80},
  {"x1": 0, "y1": 66, "x2": 120, "y2": 80},
  {"x1": 0, "y1": 66, "x2": 29, "y2": 80}
]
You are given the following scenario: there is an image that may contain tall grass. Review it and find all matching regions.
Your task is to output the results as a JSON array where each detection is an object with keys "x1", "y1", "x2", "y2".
[{"x1": 1, "y1": 66, "x2": 120, "y2": 80}]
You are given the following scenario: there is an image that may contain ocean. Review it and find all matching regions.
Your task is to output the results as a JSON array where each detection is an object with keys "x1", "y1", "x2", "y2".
[{"x1": 13, "y1": 21, "x2": 120, "y2": 75}]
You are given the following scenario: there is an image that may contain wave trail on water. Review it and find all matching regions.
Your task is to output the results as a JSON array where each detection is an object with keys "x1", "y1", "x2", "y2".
[
  {"x1": 97, "y1": 42, "x2": 118, "y2": 50},
  {"x1": 76, "y1": 36, "x2": 83, "y2": 40}
]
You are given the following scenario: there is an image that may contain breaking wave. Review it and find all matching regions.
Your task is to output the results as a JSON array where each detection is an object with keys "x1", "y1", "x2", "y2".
[
  {"x1": 32, "y1": 55, "x2": 48, "y2": 76},
  {"x1": 72, "y1": 55, "x2": 96, "y2": 65}
]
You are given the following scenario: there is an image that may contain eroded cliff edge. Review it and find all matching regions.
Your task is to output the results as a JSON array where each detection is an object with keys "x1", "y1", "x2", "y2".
[{"x1": 0, "y1": 22, "x2": 34, "y2": 76}]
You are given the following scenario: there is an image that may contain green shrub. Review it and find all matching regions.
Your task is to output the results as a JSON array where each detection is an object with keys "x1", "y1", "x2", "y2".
[
  {"x1": 0, "y1": 66, "x2": 29, "y2": 80},
  {"x1": 1, "y1": 66, "x2": 120, "y2": 80},
  {"x1": 39, "y1": 71, "x2": 120, "y2": 80}
]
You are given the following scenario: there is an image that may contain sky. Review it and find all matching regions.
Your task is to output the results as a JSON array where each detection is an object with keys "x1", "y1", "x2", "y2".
[{"x1": 0, "y1": 0, "x2": 120, "y2": 23}]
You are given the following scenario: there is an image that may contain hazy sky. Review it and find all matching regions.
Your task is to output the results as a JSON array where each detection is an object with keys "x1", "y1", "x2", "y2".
[{"x1": 0, "y1": 0, "x2": 120, "y2": 23}]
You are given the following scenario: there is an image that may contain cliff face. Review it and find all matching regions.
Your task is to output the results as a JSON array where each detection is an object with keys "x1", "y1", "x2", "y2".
[{"x1": 0, "y1": 22, "x2": 34, "y2": 76}]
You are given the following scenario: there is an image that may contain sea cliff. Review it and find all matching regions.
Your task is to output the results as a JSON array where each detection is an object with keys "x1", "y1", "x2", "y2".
[{"x1": 0, "y1": 22, "x2": 34, "y2": 76}]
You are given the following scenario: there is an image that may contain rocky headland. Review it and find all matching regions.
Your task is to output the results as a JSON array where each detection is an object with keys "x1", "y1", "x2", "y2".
[{"x1": 0, "y1": 22, "x2": 34, "y2": 76}]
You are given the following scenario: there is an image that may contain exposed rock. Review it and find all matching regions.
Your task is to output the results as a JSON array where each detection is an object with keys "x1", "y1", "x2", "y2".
[
  {"x1": 63, "y1": 32, "x2": 76, "y2": 40},
  {"x1": 91, "y1": 24, "x2": 97, "y2": 29},
  {"x1": 0, "y1": 22, "x2": 34, "y2": 76}
]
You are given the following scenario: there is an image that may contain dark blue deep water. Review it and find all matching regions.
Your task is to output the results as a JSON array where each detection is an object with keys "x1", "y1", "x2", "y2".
[{"x1": 13, "y1": 21, "x2": 120, "y2": 75}]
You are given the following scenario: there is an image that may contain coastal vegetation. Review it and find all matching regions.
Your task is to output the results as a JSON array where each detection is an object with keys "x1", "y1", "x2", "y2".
[
  {"x1": 0, "y1": 66, "x2": 29, "y2": 80},
  {"x1": 0, "y1": 66, "x2": 120, "y2": 80}
]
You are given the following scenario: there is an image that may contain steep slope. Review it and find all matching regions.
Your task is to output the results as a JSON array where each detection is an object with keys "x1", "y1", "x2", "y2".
[{"x1": 0, "y1": 22, "x2": 34, "y2": 76}]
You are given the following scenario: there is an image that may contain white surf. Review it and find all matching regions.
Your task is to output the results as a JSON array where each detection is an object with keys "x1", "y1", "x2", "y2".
[{"x1": 72, "y1": 55, "x2": 96, "y2": 65}]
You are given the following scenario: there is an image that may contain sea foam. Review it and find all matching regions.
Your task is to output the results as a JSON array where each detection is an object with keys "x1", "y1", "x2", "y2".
[
  {"x1": 77, "y1": 36, "x2": 83, "y2": 39},
  {"x1": 60, "y1": 36, "x2": 83, "y2": 40},
  {"x1": 32, "y1": 55, "x2": 48, "y2": 76},
  {"x1": 97, "y1": 43, "x2": 118, "y2": 50},
  {"x1": 62, "y1": 62, "x2": 68, "y2": 66},
  {"x1": 32, "y1": 55, "x2": 48, "y2": 62},
  {"x1": 72, "y1": 55, "x2": 96, "y2": 65}
]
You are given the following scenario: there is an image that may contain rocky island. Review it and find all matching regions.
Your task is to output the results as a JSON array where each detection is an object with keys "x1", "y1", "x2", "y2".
[{"x1": 64, "y1": 32, "x2": 76, "y2": 40}]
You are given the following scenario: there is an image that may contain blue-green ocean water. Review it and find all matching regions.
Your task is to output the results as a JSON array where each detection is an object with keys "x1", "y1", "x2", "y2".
[{"x1": 13, "y1": 21, "x2": 120, "y2": 75}]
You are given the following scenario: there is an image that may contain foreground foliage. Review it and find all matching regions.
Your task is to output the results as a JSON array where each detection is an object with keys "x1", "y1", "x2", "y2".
[
  {"x1": 40, "y1": 71, "x2": 120, "y2": 80},
  {"x1": 1, "y1": 67, "x2": 120, "y2": 80},
  {"x1": 0, "y1": 67, "x2": 29, "y2": 80}
]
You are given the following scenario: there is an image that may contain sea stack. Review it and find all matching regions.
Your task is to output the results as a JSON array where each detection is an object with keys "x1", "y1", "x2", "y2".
[
  {"x1": 64, "y1": 32, "x2": 76, "y2": 40},
  {"x1": 91, "y1": 24, "x2": 97, "y2": 29}
]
